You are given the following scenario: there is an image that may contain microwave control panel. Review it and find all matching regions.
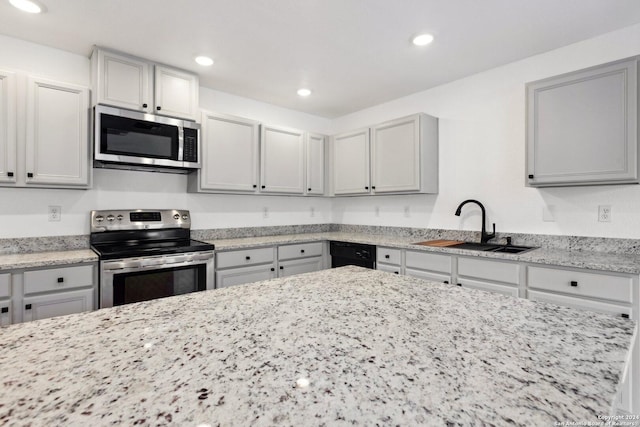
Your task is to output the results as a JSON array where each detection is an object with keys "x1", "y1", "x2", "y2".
[{"x1": 183, "y1": 128, "x2": 198, "y2": 162}]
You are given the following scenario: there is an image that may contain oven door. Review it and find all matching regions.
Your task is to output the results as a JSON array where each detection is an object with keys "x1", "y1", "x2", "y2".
[
  {"x1": 94, "y1": 105, "x2": 184, "y2": 168},
  {"x1": 100, "y1": 251, "x2": 214, "y2": 308}
]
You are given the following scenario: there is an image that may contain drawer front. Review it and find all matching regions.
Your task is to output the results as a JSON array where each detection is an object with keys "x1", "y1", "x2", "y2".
[
  {"x1": 0, "y1": 273, "x2": 10, "y2": 298},
  {"x1": 216, "y1": 247, "x2": 275, "y2": 269},
  {"x1": 377, "y1": 247, "x2": 401, "y2": 266},
  {"x1": 377, "y1": 263, "x2": 401, "y2": 275},
  {"x1": 216, "y1": 264, "x2": 276, "y2": 288},
  {"x1": 528, "y1": 290, "x2": 631, "y2": 318},
  {"x1": 278, "y1": 242, "x2": 323, "y2": 261},
  {"x1": 458, "y1": 257, "x2": 520, "y2": 285},
  {"x1": 279, "y1": 256, "x2": 324, "y2": 277},
  {"x1": 405, "y1": 251, "x2": 451, "y2": 273},
  {"x1": 459, "y1": 278, "x2": 520, "y2": 298},
  {"x1": 527, "y1": 266, "x2": 633, "y2": 303},
  {"x1": 405, "y1": 268, "x2": 451, "y2": 285},
  {"x1": 24, "y1": 264, "x2": 94, "y2": 295}
]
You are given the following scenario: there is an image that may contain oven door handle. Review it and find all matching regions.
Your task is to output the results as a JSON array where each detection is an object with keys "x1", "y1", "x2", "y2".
[{"x1": 103, "y1": 253, "x2": 213, "y2": 272}]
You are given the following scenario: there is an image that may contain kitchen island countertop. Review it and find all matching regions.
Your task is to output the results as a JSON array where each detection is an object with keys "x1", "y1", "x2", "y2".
[{"x1": 0, "y1": 266, "x2": 634, "y2": 425}]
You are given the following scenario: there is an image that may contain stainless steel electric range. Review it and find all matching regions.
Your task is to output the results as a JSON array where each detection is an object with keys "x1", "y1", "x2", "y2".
[{"x1": 90, "y1": 209, "x2": 214, "y2": 308}]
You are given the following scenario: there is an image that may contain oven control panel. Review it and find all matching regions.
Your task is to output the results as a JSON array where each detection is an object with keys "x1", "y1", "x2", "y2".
[{"x1": 91, "y1": 209, "x2": 190, "y2": 232}]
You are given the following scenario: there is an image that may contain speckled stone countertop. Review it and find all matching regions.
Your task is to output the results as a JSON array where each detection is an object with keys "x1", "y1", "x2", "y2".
[
  {"x1": 0, "y1": 267, "x2": 634, "y2": 425},
  {"x1": 210, "y1": 232, "x2": 640, "y2": 274},
  {"x1": 0, "y1": 249, "x2": 97, "y2": 271}
]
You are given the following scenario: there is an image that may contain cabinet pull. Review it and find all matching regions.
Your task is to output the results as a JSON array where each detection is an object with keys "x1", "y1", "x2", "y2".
[
  {"x1": 0, "y1": 307, "x2": 8, "y2": 314},
  {"x1": 308, "y1": 188, "x2": 312, "y2": 192},
  {"x1": 372, "y1": 186, "x2": 376, "y2": 190},
  {"x1": 57, "y1": 277, "x2": 64, "y2": 283},
  {"x1": 528, "y1": 174, "x2": 534, "y2": 179},
  {"x1": 7, "y1": 172, "x2": 13, "y2": 177},
  {"x1": 156, "y1": 106, "x2": 161, "y2": 111},
  {"x1": 300, "y1": 249, "x2": 305, "y2": 254},
  {"x1": 261, "y1": 185, "x2": 265, "y2": 189},
  {"x1": 570, "y1": 281, "x2": 578, "y2": 287},
  {"x1": 444, "y1": 280, "x2": 449, "y2": 284},
  {"x1": 621, "y1": 313, "x2": 630, "y2": 319},
  {"x1": 279, "y1": 266, "x2": 284, "y2": 270},
  {"x1": 25, "y1": 304, "x2": 32, "y2": 310},
  {"x1": 27, "y1": 173, "x2": 33, "y2": 178},
  {"x1": 270, "y1": 267, "x2": 275, "y2": 272},
  {"x1": 245, "y1": 256, "x2": 251, "y2": 260},
  {"x1": 394, "y1": 271, "x2": 399, "y2": 274},
  {"x1": 142, "y1": 103, "x2": 148, "y2": 108},
  {"x1": 365, "y1": 186, "x2": 369, "y2": 190},
  {"x1": 385, "y1": 254, "x2": 390, "y2": 259},
  {"x1": 253, "y1": 185, "x2": 257, "y2": 188},
  {"x1": 457, "y1": 283, "x2": 462, "y2": 287}
]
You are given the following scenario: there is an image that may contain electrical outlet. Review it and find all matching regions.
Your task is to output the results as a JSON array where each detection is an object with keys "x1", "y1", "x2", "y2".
[
  {"x1": 48, "y1": 206, "x2": 61, "y2": 222},
  {"x1": 262, "y1": 207, "x2": 269, "y2": 219},
  {"x1": 598, "y1": 205, "x2": 611, "y2": 222}
]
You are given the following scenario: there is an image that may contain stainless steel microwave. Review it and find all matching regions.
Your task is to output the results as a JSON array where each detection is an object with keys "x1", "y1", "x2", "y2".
[{"x1": 94, "y1": 105, "x2": 200, "y2": 172}]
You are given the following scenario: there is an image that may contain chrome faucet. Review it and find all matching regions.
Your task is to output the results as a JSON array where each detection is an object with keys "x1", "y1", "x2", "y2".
[{"x1": 455, "y1": 199, "x2": 496, "y2": 244}]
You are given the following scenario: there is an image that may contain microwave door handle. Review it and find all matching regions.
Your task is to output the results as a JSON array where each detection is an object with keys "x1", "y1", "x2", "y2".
[{"x1": 178, "y1": 127, "x2": 184, "y2": 163}]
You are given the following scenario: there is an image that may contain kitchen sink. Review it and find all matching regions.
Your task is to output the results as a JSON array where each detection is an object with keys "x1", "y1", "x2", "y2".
[{"x1": 413, "y1": 240, "x2": 536, "y2": 254}]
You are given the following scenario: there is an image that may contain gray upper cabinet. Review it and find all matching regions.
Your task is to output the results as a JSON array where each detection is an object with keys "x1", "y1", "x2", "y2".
[{"x1": 526, "y1": 57, "x2": 639, "y2": 187}]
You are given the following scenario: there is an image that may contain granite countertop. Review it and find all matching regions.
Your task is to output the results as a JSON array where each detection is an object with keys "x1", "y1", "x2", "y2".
[
  {"x1": 210, "y1": 232, "x2": 640, "y2": 274},
  {"x1": 0, "y1": 266, "x2": 634, "y2": 425},
  {"x1": 1, "y1": 231, "x2": 640, "y2": 275},
  {"x1": 0, "y1": 249, "x2": 98, "y2": 271}
]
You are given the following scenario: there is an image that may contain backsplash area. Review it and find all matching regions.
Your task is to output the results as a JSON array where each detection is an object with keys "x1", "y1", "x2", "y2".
[{"x1": 2, "y1": 224, "x2": 640, "y2": 255}]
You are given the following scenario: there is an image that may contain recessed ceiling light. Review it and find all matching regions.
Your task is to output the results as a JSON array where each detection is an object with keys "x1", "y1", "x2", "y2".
[
  {"x1": 195, "y1": 56, "x2": 214, "y2": 66},
  {"x1": 412, "y1": 33, "x2": 434, "y2": 46},
  {"x1": 297, "y1": 88, "x2": 311, "y2": 97},
  {"x1": 9, "y1": 0, "x2": 45, "y2": 13}
]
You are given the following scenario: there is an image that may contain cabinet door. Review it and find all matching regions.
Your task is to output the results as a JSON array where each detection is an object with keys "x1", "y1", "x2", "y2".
[
  {"x1": 216, "y1": 264, "x2": 276, "y2": 289},
  {"x1": 94, "y1": 49, "x2": 152, "y2": 112},
  {"x1": 200, "y1": 111, "x2": 260, "y2": 192},
  {"x1": 377, "y1": 263, "x2": 401, "y2": 275},
  {"x1": 26, "y1": 77, "x2": 90, "y2": 187},
  {"x1": 458, "y1": 278, "x2": 520, "y2": 297},
  {"x1": 154, "y1": 65, "x2": 199, "y2": 121},
  {"x1": 371, "y1": 115, "x2": 420, "y2": 193},
  {"x1": 260, "y1": 125, "x2": 305, "y2": 194},
  {"x1": 333, "y1": 129, "x2": 370, "y2": 195},
  {"x1": 278, "y1": 257, "x2": 324, "y2": 278},
  {"x1": 526, "y1": 58, "x2": 638, "y2": 186},
  {"x1": 0, "y1": 274, "x2": 10, "y2": 326},
  {"x1": 405, "y1": 268, "x2": 451, "y2": 285},
  {"x1": 306, "y1": 133, "x2": 325, "y2": 195},
  {"x1": 0, "y1": 70, "x2": 16, "y2": 183},
  {"x1": 22, "y1": 288, "x2": 94, "y2": 322}
]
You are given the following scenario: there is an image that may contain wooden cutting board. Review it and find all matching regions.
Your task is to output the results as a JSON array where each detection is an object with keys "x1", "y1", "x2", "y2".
[{"x1": 413, "y1": 239, "x2": 464, "y2": 247}]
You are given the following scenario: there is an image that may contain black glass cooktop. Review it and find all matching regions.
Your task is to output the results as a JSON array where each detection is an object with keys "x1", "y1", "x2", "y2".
[{"x1": 91, "y1": 239, "x2": 214, "y2": 260}]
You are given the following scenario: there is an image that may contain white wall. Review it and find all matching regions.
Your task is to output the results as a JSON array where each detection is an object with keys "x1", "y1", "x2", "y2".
[
  {"x1": 331, "y1": 23, "x2": 640, "y2": 239},
  {"x1": 0, "y1": 34, "x2": 332, "y2": 238}
]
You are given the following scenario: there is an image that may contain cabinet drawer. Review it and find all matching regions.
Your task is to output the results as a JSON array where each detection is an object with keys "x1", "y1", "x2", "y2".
[
  {"x1": 24, "y1": 264, "x2": 94, "y2": 295},
  {"x1": 377, "y1": 247, "x2": 401, "y2": 266},
  {"x1": 377, "y1": 263, "x2": 401, "y2": 275},
  {"x1": 528, "y1": 290, "x2": 631, "y2": 318},
  {"x1": 459, "y1": 278, "x2": 520, "y2": 298},
  {"x1": 458, "y1": 257, "x2": 520, "y2": 285},
  {"x1": 279, "y1": 256, "x2": 324, "y2": 277},
  {"x1": 216, "y1": 247, "x2": 274, "y2": 269},
  {"x1": 278, "y1": 242, "x2": 323, "y2": 261},
  {"x1": 405, "y1": 268, "x2": 451, "y2": 285},
  {"x1": 527, "y1": 266, "x2": 633, "y2": 303},
  {"x1": 215, "y1": 264, "x2": 276, "y2": 288},
  {"x1": 405, "y1": 251, "x2": 451, "y2": 273},
  {"x1": 0, "y1": 273, "x2": 10, "y2": 298}
]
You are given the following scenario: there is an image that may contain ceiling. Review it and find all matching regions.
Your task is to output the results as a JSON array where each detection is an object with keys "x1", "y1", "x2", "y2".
[{"x1": 1, "y1": 0, "x2": 640, "y2": 118}]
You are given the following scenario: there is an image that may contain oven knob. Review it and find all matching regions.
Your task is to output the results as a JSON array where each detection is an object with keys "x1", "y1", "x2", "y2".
[
  {"x1": 95, "y1": 215, "x2": 104, "y2": 222},
  {"x1": 116, "y1": 215, "x2": 123, "y2": 221},
  {"x1": 173, "y1": 214, "x2": 180, "y2": 220},
  {"x1": 106, "y1": 215, "x2": 115, "y2": 222},
  {"x1": 182, "y1": 214, "x2": 188, "y2": 220}
]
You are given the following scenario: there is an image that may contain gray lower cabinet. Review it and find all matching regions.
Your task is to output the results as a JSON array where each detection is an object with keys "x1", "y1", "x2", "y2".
[
  {"x1": 16, "y1": 263, "x2": 97, "y2": 323},
  {"x1": 526, "y1": 56, "x2": 639, "y2": 187},
  {"x1": 404, "y1": 250, "x2": 452, "y2": 285},
  {"x1": 215, "y1": 242, "x2": 326, "y2": 288},
  {"x1": 0, "y1": 273, "x2": 11, "y2": 326},
  {"x1": 456, "y1": 257, "x2": 521, "y2": 297},
  {"x1": 216, "y1": 264, "x2": 276, "y2": 289}
]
